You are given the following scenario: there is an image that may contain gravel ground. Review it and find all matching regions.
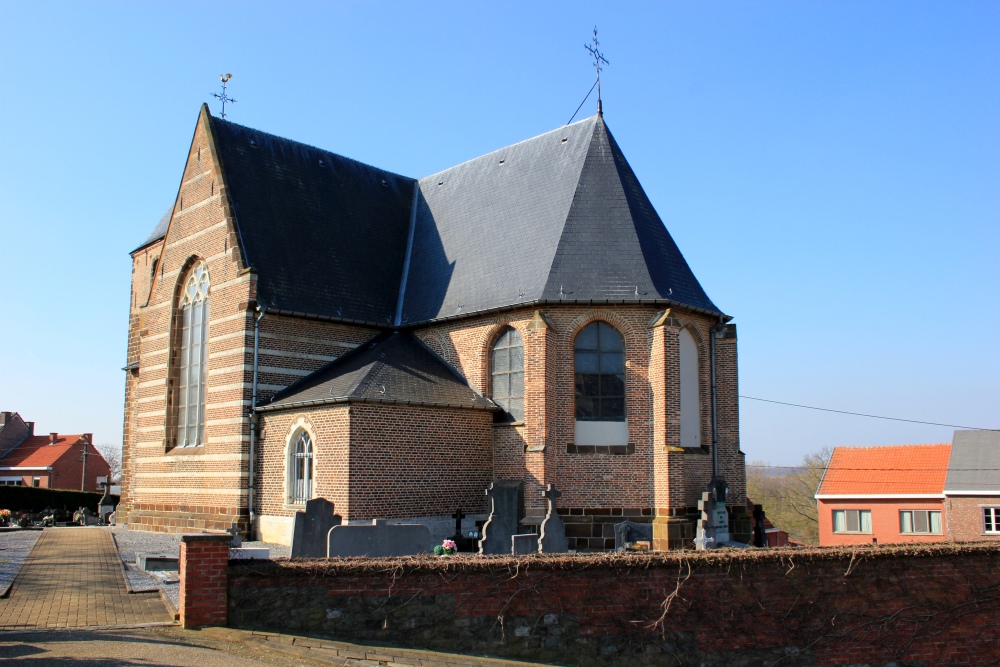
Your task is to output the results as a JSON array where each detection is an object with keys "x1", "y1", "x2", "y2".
[
  {"x1": 111, "y1": 527, "x2": 290, "y2": 611},
  {"x1": 0, "y1": 529, "x2": 43, "y2": 595}
]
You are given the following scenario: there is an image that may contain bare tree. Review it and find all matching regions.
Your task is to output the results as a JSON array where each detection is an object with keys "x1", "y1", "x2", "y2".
[
  {"x1": 747, "y1": 447, "x2": 832, "y2": 545},
  {"x1": 96, "y1": 443, "x2": 122, "y2": 483}
]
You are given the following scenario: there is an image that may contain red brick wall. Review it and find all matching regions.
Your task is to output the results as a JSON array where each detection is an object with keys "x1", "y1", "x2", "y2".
[
  {"x1": 947, "y1": 496, "x2": 1000, "y2": 542},
  {"x1": 818, "y1": 497, "x2": 947, "y2": 546},
  {"x1": 49, "y1": 440, "x2": 111, "y2": 492},
  {"x1": 225, "y1": 544, "x2": 1000, "y2": 666}
]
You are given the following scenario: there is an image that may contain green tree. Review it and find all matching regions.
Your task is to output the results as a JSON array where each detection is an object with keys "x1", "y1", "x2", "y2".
[{"x1": 747, "y1": 447, "x2": 832, "y2": 545}]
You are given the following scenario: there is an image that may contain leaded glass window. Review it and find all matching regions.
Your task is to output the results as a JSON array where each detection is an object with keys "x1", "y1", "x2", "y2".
[
  {"x1": 177, "y1": 262, "x2": 210, "y2": 447},
  {"x1": 289, "y1": 431, "x2": 313, "y2": 504},
  {"x1": 574, "y1": 322, "x2": 625, "y2": 421},
  {"x1": 491, "y1": 327, "x2": 524, "y2": 422}
]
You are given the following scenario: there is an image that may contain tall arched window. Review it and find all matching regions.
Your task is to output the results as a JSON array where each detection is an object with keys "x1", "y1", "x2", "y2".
[
  {"x1": 574, "y1": 322, "x2": 627, "y2": 445},
  {"x1": 176, "y1": 262, "x2": 210, "y2": 447},
  {"x1": 678, "y1": 328, "x2": 702, "y2": 448},
  {"x1": 491, "y1": 327, "x2": 524, "y2": 422},
  {"x1": 288, "y1": 430, "x2": 313, "y2": 504}
]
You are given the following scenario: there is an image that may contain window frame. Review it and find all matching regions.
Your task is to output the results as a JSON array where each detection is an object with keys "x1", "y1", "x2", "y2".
[
  {"x1": 172, "y1": 261, "x2": 211, "y2": 449},
  {"x1": 984, "y1": 507, "x2": 1000, "y2": 534},
  {"x1": 899, "y1": 509, "x2": 942, "y2": 535},
  {"x1": 287, "y1": 429, "x2": 314, "y2": 506},
  {"x1": 832, "y1": 509, "x2": 872, "y2": 534},
  {"x1": 573, "y1": 321, "x2": 626, "y2": 423},
  {"x1": 490, "y1": 326, "x2": 524, "y2": 423}
]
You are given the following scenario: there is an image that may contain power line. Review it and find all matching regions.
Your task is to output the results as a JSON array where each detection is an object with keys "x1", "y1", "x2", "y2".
[{"x1": 739, "y1": 395, "x2": 997, "y2": 431}]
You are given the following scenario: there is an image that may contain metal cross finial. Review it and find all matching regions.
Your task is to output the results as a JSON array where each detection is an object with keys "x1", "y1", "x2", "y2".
[
  {"x1": 211, "y1": 73, "x2": 237, "y2": 119},
  {"x1": 584, "y1": 27, "x2": 610, "y2": 114}
]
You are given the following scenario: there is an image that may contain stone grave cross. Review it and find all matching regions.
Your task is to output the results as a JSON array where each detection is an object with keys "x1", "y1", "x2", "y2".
[{"x1": 538, "y1": 483, "x2": 568, "y2": 553}]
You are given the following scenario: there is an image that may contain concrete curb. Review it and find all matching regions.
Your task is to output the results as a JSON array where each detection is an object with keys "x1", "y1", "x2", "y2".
[{"x1": 200, "y1": 627, "x2": 557, "y2": 667}]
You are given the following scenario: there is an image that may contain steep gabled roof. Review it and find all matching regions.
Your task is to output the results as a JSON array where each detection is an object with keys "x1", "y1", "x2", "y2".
[
  {"x1": 133, "y1": 207, "x2": 172, "y2": 253},
  {"x1": 0, "y1": 435, "x2": 90, "y2": 468},
  {"x1": 259, "y1": 332, "x2": 496, "y2": 412},
  {"x1": 944, "y1": 430, "x2": 1000, "y2": 493},
  {"x1": 817, "y1": 444, "x2": 951, "y2": 496},
  {"x1": 399, "y1": 114, "x2": 721, "y2": 324},
  {"x1": 208, "y1": 116, "x2": 415, "y2": 326}
]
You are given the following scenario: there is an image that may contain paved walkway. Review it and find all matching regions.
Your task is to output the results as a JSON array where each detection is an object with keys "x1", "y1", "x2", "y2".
[{"x1": 0, "y1": 527, "x2": 171, "y2": 630}]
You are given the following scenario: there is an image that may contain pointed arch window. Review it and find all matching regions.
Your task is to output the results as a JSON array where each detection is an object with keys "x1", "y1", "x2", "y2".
[
  {"x1": 491, "y1": 327, "x2": 524, "y2": 422},
  {"x1": 289, "y1": 431, "x2": 313, "y2": 505},
  {"x1": 176, "y1": 262, "x2": 210, "y2": 447}
]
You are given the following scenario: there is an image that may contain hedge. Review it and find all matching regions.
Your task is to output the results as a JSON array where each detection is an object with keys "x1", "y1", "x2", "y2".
[{"x1": 0, "y1": 486, "x2": 119, "y2": 513}]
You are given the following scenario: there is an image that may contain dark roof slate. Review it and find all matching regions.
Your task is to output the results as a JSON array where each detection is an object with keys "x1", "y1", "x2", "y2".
[
  {"x1": 260, "y1": 331, "x2": 496, "y2": 412},
  {"x1": 208, "y1": 116, "x2": 415, "y2": 326},
  {"x1": 944, "y1": 430, "x2": 1000, "y2": 493},
  {"x1": 399, "y1": 115, "x2": 721, "y2": 324},
  {"x1": 133, "y1": 207, "x2": 172, "y2": 252}
]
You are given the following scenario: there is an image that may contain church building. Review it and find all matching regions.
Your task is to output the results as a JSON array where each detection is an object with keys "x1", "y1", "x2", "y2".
[{"x1": 121, "y1": 104, "x2": 745, "y2": 549}]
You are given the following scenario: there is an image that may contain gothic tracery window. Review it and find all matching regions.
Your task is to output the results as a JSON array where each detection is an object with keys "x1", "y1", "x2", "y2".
[
  {"x1": 289, "y1": 430, "x2": 313, "y2": 505},
  {"x1": 176, "y1": 262, "x2": 210, "y2": 447},
  {"x1": 491, "y1": 327, "x2": 524, "y2": 422}
]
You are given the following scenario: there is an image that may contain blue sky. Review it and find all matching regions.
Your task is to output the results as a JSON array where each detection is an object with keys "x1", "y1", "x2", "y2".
[{"x1": 1, "y1": 2, "x2": 997, "y2": 466}]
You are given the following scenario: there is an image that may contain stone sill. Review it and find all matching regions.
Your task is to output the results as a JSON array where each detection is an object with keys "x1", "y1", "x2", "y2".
[{"x1": 566, "y1": 443, "x2": 635, "y2": 455}]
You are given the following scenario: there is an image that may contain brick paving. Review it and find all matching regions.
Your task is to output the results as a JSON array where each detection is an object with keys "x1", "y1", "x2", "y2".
[{"x1": 0, "y1": 527, "x2": 171, "y2": 630}]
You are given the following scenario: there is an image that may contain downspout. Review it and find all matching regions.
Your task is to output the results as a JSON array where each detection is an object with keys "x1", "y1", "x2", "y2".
[
  {"x1": 248, "y1": 305, "x2": 266, "y2": 534},
  {"x1": 710, "y1": 316, "x2": 723, "y2": 479}
]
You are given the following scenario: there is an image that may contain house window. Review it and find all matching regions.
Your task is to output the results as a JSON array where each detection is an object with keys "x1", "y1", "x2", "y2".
[
  {"x1": 32, "y1": 478, "x2": 40, "y2": 488},
  {"x1": 899, "y1": 510, "x2": 942, "y2": 534},
  {"x1": 574, "y1": 321, "x2": 627, "y2": 446},
  {"x1": 491, "y1": 327, "x2": 524, "y2": 422},
  {"x1": 678, "y1": 327, "x2": 701, "y2": 447},
  {"x1": 832, "y1": 509, "x2": 872, "y2": 533},
  {"x1": 176, "y1": 261, "x2": 210, "y2": 447},
  {"x1": 983, "y1": 508, "x2": 1000, "y2": 534},
  {"x1": 288, "y1": 430, "x2": 313, "y2": 505}
]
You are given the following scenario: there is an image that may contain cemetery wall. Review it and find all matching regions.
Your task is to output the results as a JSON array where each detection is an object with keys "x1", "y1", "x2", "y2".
[{"x1": 225, "y1": 543, "x2": 1000, "y2": 666}]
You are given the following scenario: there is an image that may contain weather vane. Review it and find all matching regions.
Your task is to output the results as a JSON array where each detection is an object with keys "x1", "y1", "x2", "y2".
[
  {"x1": 584, "y1": 27, "x2": 609, "y2": 114},
  {"x1": 211, "y1": 73, "x2": 236, "y2": 119},
  {"x1": 567, "y1": 27, "x2": 610, "y2": 124}
]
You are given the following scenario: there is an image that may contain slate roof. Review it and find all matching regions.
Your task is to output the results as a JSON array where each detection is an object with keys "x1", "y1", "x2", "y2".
[
  {"x1": 138, "y1": 109, "x2": 724, "y2": 327},
  {"x1": 944, "y1": 430, "x2": 1000, "y2": 493},
  {"x1": 259, "y1": 331, "x2": 496, "y2": 413},
  {"x1": 817, "y1": 444, "x2": 951, "y2": 496},
  {"x1": 0, "y1": 435, "x2": 91, "y2": 468},
  {"x1": 400, "y1": 115, "x2": 721, "y2": 324},
  {"x1": 133, "y1": 207, "x2": 172, "y2": 252},
  {"x1": 208, "y1": 115, "x2": 415, "y2": 326}
]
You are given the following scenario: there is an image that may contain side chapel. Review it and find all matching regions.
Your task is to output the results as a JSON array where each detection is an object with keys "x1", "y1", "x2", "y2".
[{"x1": 121, "y1": 104, "x2": 746, "y2": 549}]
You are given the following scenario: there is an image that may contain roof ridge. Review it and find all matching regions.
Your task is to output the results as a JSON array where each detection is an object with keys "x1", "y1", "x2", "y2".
[
  {"x1": 350, "y1": 332, "x2": 401, "y2": 397},
  {"x1": 212, "y1": 115, "x2": 416, "y2": 184},
  {"x1": 418, "y1": 115, "x2": 599, "y2": 182},
  {"x1": 835, "y1": 443, "x2": 951, "y2": 450}
]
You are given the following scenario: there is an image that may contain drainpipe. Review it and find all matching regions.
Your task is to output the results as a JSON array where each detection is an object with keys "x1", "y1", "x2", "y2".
[
  {"x1": 709, "y1": 316, "x2": 723, "y2": 479},
  {"x1": 248, "y1": 305, "x2": 266, "y2": 535}
]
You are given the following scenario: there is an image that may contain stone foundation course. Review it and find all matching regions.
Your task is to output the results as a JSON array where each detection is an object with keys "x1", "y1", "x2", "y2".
[{"x1": 222, "y1": 542, "x2": 1000, "y2": 666}]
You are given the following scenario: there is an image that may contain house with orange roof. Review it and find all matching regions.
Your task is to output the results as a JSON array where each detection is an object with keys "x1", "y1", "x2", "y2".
[
  {"x1": 0, "y1": 413, "x2": 110, "y2": 491},
  {"x1": 816, "y1": 443, "x2": 951, "y2": 546}
]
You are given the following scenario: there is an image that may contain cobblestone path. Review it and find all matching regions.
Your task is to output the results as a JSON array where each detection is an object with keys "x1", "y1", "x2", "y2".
[{"x1": 0, "y1": 527, "x2": 171, "y2": 630}]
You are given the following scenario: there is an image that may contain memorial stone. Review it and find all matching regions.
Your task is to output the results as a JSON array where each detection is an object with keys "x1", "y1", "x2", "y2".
[
  {"x1": 613, "y1": 520, "x2": 654, "y2": 551},
  {"x1": 327, "y1": 519, "x2": 433, "y2": 558},
  {"x1": 512, "y1": 534, "x2": 539, "y2": 555},
  {"x1": 291, "y1": 498, "x2": 342, "y2": 559},
  {"x1": 752, "y1": 504, "x2": 767, "y2": 548},
  {"x1": 478, "y1": 480, "x2": 523, "y2": 555},
  {"x1": 537, "y1": 484, "x2": 568, "y2": 553}
]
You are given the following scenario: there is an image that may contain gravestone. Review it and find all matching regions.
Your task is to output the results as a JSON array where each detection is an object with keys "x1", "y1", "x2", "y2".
[
  {"x1": 478, "y1": 480, "x2": 523, "y2": 555},
  {"x1": 98, "y1": 484, "x2": 116, "y2": 524},
  {"x1": 613, "y1": 520, "x2": 653, "y2": 551},
  {"x1": 695, "y1": 491, "x2": 714, "y2": 551},
  {"x1": 291, "y1": 498, "x2": 342, "y2": 559},
  {"x1": 538, "y1": 484, "x2": 568, "y2": 553},
  {"x1": 450, "y1": 508, "x2": 474, "y2": 552},
  {"x1": 226, "y1": 523, "x2": 243, "y2": 548},
  {"x1": 327, "y1": 519, "x2": 432, "y2": 558},
  {"x1": 695, "y1": 482, "x2": 731, "y2": 550},
  {"x1": 512, "y1": 533, "x2": 539, "y2": 555}
]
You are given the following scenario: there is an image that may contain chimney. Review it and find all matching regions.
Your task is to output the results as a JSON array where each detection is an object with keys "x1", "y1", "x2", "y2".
[
  {"x1": 83, "y1": 434, "x2": 93, "y2": 446},
  {"x1": 26, "y1": 422, "x2": 34, "y2": 436},
  {"x1": 1, "y1": 412, "x2": 9, "y2": 425},
  {"x1": 49, "y1": 432, "x2": 58, "y2": 445}
]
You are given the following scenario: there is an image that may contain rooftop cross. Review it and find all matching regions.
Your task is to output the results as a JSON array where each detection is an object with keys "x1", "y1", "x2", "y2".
[
  {"x1": 211, "y1": 73, "x2": 237, "y2": 119},
  {"x1": 584, "y1": 27, "x2": 610, "y2": 115}
]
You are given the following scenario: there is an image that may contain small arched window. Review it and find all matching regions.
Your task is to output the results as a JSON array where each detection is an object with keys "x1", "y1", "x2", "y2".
[
  {"x1": 678, "y1": 328, "x2": 702, "y2": 448},
  {"x1": 176, "y1": 261, "x2": 210, "y2": 447},
  {"x1": 491, "y1": 327, "x2": 524, "y2": 422},
  {"x1": 574, "y1": 322, "x2": 625, "y2": 421},
  {"x1": 289, "y1": 431, "x2": 313, "y2": 505}
]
